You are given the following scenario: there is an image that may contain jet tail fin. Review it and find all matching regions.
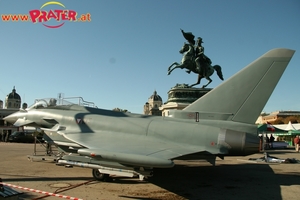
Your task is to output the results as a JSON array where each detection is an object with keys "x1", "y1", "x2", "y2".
[{"x1": 183, "y1": 48, "x2": 295, "y2": 124}]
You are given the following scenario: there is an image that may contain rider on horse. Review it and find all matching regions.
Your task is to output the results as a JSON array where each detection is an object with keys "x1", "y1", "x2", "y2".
[
  {"x1": 180, "y1": 29, "x2": 212, "y2": 77},
  {"x1": 168, "y1": 29, "x2": 223, "y2": 88},
  {"x1": 194, "y1": 37, "x2": 212, "y2": 77}
]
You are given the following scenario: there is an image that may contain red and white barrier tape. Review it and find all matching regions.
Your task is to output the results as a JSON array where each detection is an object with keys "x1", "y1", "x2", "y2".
[{"x1": 2, "y1": 182, "x2": 83, "y2": 200}]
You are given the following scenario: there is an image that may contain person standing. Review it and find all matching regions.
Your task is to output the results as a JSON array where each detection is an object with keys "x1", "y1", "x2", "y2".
[
  {"x1": 294, "y1": 135, "x2": 299, "y2": 152},
  {"x1": 266, "y1": 135, "x2": 270, "y2": 149},
  {"x1": 2, "y1": 130, "x2": 7, "y2": 142},
  {"x1": 270, "y1": 134, "x2": 275, "y2": 149},
  {"x1": 297, "y1": 135, "x2": 300, "y2": 153}
]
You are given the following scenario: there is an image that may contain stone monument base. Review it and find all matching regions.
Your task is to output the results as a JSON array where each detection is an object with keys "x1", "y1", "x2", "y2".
[{"x1": 160, "y1": 84, "x2": 212, "y2": 116}]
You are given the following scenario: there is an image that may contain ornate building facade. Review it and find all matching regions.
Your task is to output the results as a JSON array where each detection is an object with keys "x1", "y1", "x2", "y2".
[
  {"x1": 256, "y1": 111, "x2": 300, "y2": 124},
  {"x1": 143, "y1": 90, "x2": 163, "y2": 116},
  {"x1": 5, "y1": 86, "x2": 21, "y2": 109},
  {"x1": 0, "y1": 87, "x2": 23, "y2": 139},
  {"x1": 159, "y1": 85, "x2": 211, "y2": 116}
]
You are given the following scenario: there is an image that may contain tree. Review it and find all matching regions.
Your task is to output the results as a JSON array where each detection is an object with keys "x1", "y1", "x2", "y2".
[
  {"x1": 283, "y1": 116, "x2": 300, "y2": 124},
  {"x1": 272, "y1": 117, "x2": 284, "y2": 124}
]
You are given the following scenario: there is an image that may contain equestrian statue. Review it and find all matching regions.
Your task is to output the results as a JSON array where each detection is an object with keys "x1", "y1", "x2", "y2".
[{"x1": 168, "y1": 29, "x2": 224, "y2": 88}]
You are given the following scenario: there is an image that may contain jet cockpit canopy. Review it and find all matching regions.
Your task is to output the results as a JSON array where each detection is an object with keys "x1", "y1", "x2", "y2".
[
  {"x1": 26, "y1": 98, "x2": 75, "y2": 110},
  {"x1": 26, "y1": 97, "x2": 97, "y2": 110}
]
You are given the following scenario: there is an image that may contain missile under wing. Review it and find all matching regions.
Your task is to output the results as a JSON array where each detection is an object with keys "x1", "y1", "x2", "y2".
[{"x1": 4, "y1": 48, "x2": 295, "y2": 181}]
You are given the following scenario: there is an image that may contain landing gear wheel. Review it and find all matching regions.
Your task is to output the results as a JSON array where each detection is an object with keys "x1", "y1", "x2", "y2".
[{"x1": 92, "y1": 169, "x2": 109, "y2": 181}]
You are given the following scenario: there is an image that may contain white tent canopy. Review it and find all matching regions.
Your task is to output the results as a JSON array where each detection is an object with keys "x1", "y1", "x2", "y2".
[
  {"x1": 284, "y1": 121, "x2": 297, "y2": 131},
  {"x1": 274, "y1": 121, "x2": 300, "y2": 131}
]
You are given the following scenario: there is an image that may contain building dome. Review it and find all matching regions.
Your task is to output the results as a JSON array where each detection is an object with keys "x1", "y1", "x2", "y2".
[
  {"x1": 5, "y1": 86, "x2": 21, "y2": 109},
  {"x1": 149, "y1": 90, "x2": 162, "y2": 101},
  {"x1": 7, "y1": 87, "x2": 21, "y2": 100},
  {"x1": 144, "y1": 90, "x2": 163, "y2": 116}
]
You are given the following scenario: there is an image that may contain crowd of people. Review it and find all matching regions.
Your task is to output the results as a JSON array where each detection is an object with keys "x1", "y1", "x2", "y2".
[
  {"x1": 260, "y1": 134, "x2": 300, "y2": 152},
  {"x1": 266, "y1": 134, "x2": 275, "y2": 149},
  {"x1": 260, "y1": 134, "x2": 275, "y2": 150}
]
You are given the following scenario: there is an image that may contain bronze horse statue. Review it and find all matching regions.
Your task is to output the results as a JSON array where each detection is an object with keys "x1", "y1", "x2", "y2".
[{"x1": 168, "y1": 43, "x2": 224, "y2": 88}]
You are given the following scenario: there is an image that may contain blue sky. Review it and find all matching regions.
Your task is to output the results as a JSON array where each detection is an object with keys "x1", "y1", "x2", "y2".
[{"x1": 0, "y1": 0, "x2": 299, "y2": 114}]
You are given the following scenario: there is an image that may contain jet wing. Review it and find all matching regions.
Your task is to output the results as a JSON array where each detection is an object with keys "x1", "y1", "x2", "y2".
[{"x1": 59, "y1": 130, "x2": 220, "y2": 168}]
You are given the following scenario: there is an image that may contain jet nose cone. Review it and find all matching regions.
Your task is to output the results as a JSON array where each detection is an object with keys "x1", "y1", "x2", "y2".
[
  {"x1": 3, "y1": 110, "x2": 26, "y2": 125},
  {"x1": 4, "y1": 113, "x2": 18, "y2": 124}
]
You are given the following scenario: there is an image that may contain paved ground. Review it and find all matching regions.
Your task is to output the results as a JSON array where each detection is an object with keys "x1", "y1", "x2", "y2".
[{"x1": 0, "y1": 142, "x2": 299, "y2": 200}]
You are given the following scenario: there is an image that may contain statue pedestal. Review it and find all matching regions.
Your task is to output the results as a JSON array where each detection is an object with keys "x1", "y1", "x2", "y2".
[{"x1": 160, "y1": 84, "x2": 212, "y2": 116}]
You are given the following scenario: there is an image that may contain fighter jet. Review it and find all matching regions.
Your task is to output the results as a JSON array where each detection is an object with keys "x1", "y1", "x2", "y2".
[{"x1": 4, "y1": 48, "x2": 295, "y2": 181}]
